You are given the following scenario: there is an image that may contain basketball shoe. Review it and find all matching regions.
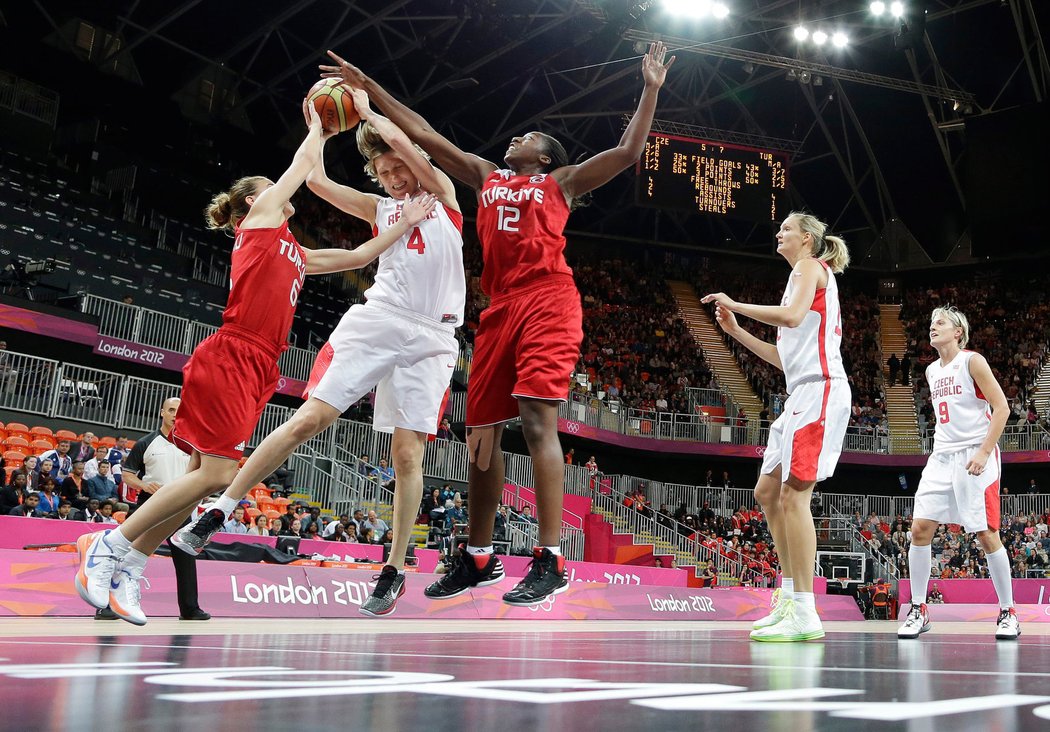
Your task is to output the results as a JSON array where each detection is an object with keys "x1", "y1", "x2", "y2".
[
  {"x1": 995, "y1": 608, "x2": 1021, "y2": 640},
  {"x1": 170, "y1": 508, "x2": 226, "y2": 555},
  {"x1": 75, "y1": 530, "x2": 120, "y2": 609},
  {"x1": 360, "y1": 565, "x2": 406, "y2": 617},
  {"x1": 750, "y1": 599, "x2": 825, "y2": 642},
  {"x1": 897, "y1": 603, "x2": 931, "y2": 638},
  {"x1": 753, "y1": 588, "x2": 791, "y2": 630},
  {"x1": 503, "y1": 547, "x2": 569, "y2": 607},
  {"x1": 109, "y1": 563, "x2": 148, "y2": 626},
  {"x1": 424, "y1": 546, "x2": 505, "y2": 599}
]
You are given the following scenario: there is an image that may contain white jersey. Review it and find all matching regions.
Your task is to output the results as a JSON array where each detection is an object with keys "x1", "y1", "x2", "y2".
[
  {"x1": 776, "y1": 260, "x2": 847, "y2": 394},
  {"x1": 926, "y1": 350, "x2": 991, "y2": 454},
  {"x1": 364, "y1": 197, "x2": 465, "y2": 327}
]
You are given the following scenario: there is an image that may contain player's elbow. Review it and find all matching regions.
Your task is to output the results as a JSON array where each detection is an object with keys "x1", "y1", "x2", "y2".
[{"x1": 783, "y1": 313, "x2": 805, "y2": 329}]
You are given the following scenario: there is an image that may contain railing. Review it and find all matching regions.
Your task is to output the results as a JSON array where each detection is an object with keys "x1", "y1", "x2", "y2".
[
  {"x1": 830, "y1": 510, "x2": 901, "y2": 591},
  {"x1": 82, "y1": 294, "x2": 318, "y2": 383}
]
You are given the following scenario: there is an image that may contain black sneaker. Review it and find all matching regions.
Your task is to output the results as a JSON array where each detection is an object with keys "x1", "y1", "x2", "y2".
[
  {"x1": 502, "y1": 547, "x2": 568, "y2": 607},
  {"x1": 360, "y1": 565, "x2": 406, "y2": 617},
  {"x1": 424, "y1": 547, "x2": 505, "y2": 599},
  {"x1": 170, "y1": 508, "x2": 226, "y2": 555},
  {"x1": 94, "y1": 606, "x2": 119, "y2": 620}
]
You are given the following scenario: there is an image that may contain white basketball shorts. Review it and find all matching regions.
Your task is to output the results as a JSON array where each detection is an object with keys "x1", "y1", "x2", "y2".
[
  {"x1": 307, "y1": 300, "x2": 457, "y2": 435},
  {"x1": 913, "y1": 445, "x2": 1001, "y2": 533},
  {"x1": 761, "y1": 378, "x2": 851, "y2": 484}
]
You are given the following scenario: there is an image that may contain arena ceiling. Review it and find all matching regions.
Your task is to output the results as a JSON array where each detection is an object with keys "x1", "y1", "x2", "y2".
[{"x1": 7, "y1": 0, "x2": 1049, "y2": 266}]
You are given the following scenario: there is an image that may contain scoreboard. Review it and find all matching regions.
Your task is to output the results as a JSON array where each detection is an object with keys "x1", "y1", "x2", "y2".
[{"x1": 635, "y1": 132, "x2": 790, "y2": 222}]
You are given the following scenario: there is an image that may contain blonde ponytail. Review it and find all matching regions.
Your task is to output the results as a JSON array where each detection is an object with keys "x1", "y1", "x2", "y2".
[
  {"x1": 786, "y1": 211, "x2": 850, "y2": 274},
  {"x1": 821, "y1": 234, "x2": 851, "y2": 274}
]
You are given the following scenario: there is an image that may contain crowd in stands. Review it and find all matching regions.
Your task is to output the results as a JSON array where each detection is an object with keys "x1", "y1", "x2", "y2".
[
  {"x1": 855, "y1": 506, "x2": 1050, "y2": 579},
  {"x1": 900, "y1": 277, "x2": 1050, "y2": 431}
]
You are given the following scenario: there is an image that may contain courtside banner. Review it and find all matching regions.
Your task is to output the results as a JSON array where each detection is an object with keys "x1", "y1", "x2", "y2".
[{"x1": 0, "y1": 550, "x2": 863, "y2": 620}]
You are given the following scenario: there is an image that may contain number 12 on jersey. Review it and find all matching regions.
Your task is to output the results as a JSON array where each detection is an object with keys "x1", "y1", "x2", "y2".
[
  {"x1": 497, "y1": 205, "x2": 520, "y2": 232},
  {"x1": 407, "y1": 227, "x2": 425, "y2": 254}
]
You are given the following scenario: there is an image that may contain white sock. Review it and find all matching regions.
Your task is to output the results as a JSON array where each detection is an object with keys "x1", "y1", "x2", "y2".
[
  {"x1": 466, "y1": 545, "x2": 493, "y2": 556},
  {"x1": 795, "y1": 591, "x2": 816, "y2": 610},
  {"x1": 212, "y1": 495, "x2": 239, "y2": 518},
  {"x1": 121, "y1": 548, "x2": 149, "y2": 571},
  {"x1": 543, "y1": 546, "x2": 562, "y2": 556},
  {"x1": 908, "y1": 544, "x2": 932, "y2": 606},
  {"x1": 780, "y1": 577, "x2": 795, "y2": 599},
  {"x1": 985, "y1": 547, "x2": 1014, "y2": 609},
  {"x1": 107, "y1": 529, "x2": 133, "y2": 559}
]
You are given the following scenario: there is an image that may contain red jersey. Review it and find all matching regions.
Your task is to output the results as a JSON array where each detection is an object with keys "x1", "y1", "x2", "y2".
[
  {"x1": 225, "y1": 221, "x2": 306, "y2": 350},
  {"x1": 475, "y1": 169, "x2": 572, "y2": 296}
]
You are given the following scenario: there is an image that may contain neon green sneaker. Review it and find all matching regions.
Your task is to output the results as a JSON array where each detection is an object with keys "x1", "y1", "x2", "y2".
[{"x1": 750, "y1": 599, "x2": 825, "y2": 642}]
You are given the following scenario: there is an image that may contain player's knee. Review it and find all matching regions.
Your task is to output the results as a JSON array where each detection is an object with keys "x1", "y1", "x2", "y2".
[{"x1": 287, "y1": 411, "x2": 325, "y2": 442}]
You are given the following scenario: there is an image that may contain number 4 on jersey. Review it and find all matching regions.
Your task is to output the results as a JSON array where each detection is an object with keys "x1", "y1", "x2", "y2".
[{"x1": 407, "y1": 227, "x2": 425, "y2": 254}]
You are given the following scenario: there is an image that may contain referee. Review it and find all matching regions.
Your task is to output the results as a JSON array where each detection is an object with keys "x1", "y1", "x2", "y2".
[{"x1": 98, "y1": 396, "x2": 209, "y2": 620}]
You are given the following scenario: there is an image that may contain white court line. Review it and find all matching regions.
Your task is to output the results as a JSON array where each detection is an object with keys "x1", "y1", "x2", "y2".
[{"x1": 0, "y1": 639, "x2": 1046, "y2": 679}]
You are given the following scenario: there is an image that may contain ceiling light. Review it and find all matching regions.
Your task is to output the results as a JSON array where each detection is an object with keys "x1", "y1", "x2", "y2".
[
  {"x1": 870, "y1": 1, "x2": 886, "y2": 15},
  {"x1": 793, "y1": 26, "x2": 809, "y2": 41},
  {"x1": 832, "y1": 32, "x2": 848, "y2": 48},
  {"x1": 812, "y1": 30, "x2": 828, "y2": 45},
  {"x1": 890, "y1": 1, "x2": 904, "y2": 17},
  {"x1": 712, "y1": 2, "x2": 730, "y2": 19}
]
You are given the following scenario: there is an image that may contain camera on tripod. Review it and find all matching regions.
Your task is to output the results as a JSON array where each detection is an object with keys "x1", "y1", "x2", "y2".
[{"x1": 2, "y1": 258, "x2": 59, "y2": 300}]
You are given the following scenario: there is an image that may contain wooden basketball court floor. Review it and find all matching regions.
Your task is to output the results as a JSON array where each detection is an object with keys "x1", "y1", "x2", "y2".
[{"x1": 0, "y1": 619, "x2": 1047, "y2": 731}]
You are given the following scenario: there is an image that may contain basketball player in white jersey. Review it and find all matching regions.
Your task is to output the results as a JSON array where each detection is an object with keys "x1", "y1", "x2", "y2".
[
  {"x1": 703, "y1": 212, "x2": 851, "y2": 642},
  {"x1": 898, "y1": 306, "x2": 1019, "y2": 640},
  {"x1": 172, "y1": 89, "x2": 465, "y2": 617}
]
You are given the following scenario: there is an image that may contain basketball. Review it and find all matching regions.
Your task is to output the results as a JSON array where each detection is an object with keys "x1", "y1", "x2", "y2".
[{"x1": 307, "y1": 78, "x2": 360, "y2": 133}]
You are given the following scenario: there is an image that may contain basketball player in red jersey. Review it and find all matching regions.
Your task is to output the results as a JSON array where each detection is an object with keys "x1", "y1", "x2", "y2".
[
  {"x1": 897, "y1": 306, "x2": 1018, "y2": 640},
  {"x1": 703, "y1": 212, "x2": 851, "y2": 641},
  {"x1": 74, "y1": 102, "x2": 437, "y2": 625},
  {"x1": 322, "y1": 42, "x2": 674, "y2": 605}
]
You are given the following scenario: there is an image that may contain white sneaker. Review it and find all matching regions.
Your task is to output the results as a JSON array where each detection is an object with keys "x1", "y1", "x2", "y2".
[
  {"x1": 74, "y1": 531, "x2": 119, "y2": 609},
  {"x1": 753, "y1": 588, "x2": 790, "y2": 630},
  {"x1": 109, "y1": 563, "x2": 149, "y2": 626},
  {"x1": 750, "y1": 600, "x2": 825, "y2": 642},
  {"x1": 995, "y1": 608, "x2": 1021, "y2": 640},
  {"x1": 897, "y1": 603, "x2": 931, "y2": 639}
]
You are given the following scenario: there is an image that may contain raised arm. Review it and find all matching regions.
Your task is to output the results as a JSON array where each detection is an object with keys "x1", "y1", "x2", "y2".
[
  {"x1": 551, "y1": 41, "x2": 675, "y2": 199},
  {"x1": 349, "y1": 88, "x2": 460, "y2": 212},
  {"x1": 702, "y1": 259, "x2": 825, "y2": 329},
  {"x1": 306, "y1": 134, "x2": 380, "y2": 223},
  {"x1": 321, "y1": 51, "x2": 496, "y2": 191},
  {"x1": 242, "y1": 101, "x2": 326, "y2": 229},
  {"x1": 305, "y1": 193, "x2": 438, "y2": 274}
]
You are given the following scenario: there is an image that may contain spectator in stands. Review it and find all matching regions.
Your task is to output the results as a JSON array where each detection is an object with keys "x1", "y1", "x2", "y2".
[
  {"x1": 69, "y1": 432, "x2": 97, "y2": 464},
  {"x1": 247, "y1": 515, "x2": 270, "y2": 536},
  {"x1": 305, "y1": 523, "x2": 320, "y2": 540},
  {"x1": 223, "y1": 506, "x2": 249, "y2": 534},
  {"x1": 300, "y1": 506, "x2": 323, "y2": 535},
  {"x1": 364, "y1": 509, "x2": 390, "y2": 536},
  {"x1": 10, "y1": 492, "x2": 44, "y2": 518},
  {"x1": 97, "y1": 500, "x2": 118, "y2": 525},
  {"x1": 327, "y1": 522, "x2": 350, "y2": 542},
  {"x1": 30, "y1": 458, "x2": 51, "y2": 490},
  {"x1": 888, "y1": 354, "x2": 900, "y2": 386},
  {"x1": 721, "y1": 471, "x2": 733, "y2": 489},
  {"x1": 494, "y1": 504, "x2": 510, "y2": 541},
  {"x1": 8, "y1": 455, "x2": 37, "y2": 487},
  {"x1": 323, "y1": 514, "x2": 351, "y2": 538},
  {"x1": 281, "y1": 518, "x2": 303, "y2": 537},
  {"x1": 357, "y1": 526, "x2": 375, "y2": 544},
  {"x1": 518, "y1": 505, "x2": 538, "y2": 524},
  {"x1": 108, "y1": 437, "x2": 129, "y2": 489},
  {"x1": 356, "y1": 454, "x2": 372, "y2": 477},
  {"x1": 59, "y1": 461, "x2": 88, "y2": 508},
  {"x1": 83, "y1": 446, "x2": 109, "y2": 481},
  {"x1": 436, "y1": 418, "x2": 455, "y2": 442},
  {"x1": 444, "y1": 497, "x2": 466, "y2": 531},
  {"x1": 82, "y1": 498, "x2": 101, "y2": 523},
  {"x1": 439, "y1": 484, "x2": 455, "y2": 504},
  {"x1": 50, "y1": 500, "x2": 77, "y2": 521},
  {"x1": 349, "y1": 509, "x2": 365, "y2": 535},
  {"x1": 38, "y1": 441, "x2": 72, "y2": 481},
  {"x1": 370, "y1": 458, "x2": 395, "y2": 487},
  {"x1": 279, "y1": 502, "x2": 301, "y2": 532},
  {"x1": 0, "y1": 473, "x2": 27, "y2": 513},
  {"x1": 84, "y1": 461, "x2": 118, "y2": 503},
  {"x1": 37, "y1": 476, "x2": 61, "y2": 514},
  {"x1": 565, "y1": 449, "x2": 575, "y2": 465},
  {"x1": 421, "y1": 488, "x2": 442, "y2": 521}
]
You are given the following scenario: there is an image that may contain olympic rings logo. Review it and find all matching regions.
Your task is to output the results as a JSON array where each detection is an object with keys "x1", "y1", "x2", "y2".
[
  {"x1": 566, "y1": 422, "x2": 581, "y2": 434},
  {"x1": 277, "y1": 377, "x2": 288, "y2": 391},
  {"x1": 755, "y1": 446, "x2": 766, "y2": 456}
]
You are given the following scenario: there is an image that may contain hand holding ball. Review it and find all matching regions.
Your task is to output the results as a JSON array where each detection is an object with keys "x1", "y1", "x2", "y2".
[{"x1": 306, "y1": 79, "x2": 361, "y2": 134}]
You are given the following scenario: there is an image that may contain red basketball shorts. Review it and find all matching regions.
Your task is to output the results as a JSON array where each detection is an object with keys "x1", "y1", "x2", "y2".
[
  {"x1": 466, "y1": 276, "x2": 583, "y2": 427},
  {"x1": 171, "y1": 327, "x2": 281, "y2": 461}
]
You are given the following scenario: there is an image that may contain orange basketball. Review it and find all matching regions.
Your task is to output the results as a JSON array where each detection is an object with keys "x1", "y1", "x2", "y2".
[{"x1": 307, "y1": 79, "x2": 360, "y2": 133}]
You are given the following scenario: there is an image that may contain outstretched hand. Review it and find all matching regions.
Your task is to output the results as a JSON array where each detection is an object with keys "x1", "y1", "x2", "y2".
[
  {"x1": 320, "y1": 50, "x2": 367, "y2": 88},
  {"x1": 349, "y1": 87, "x2": 373, "y2": 120},
  {"x1": 400, "y1": 193, "x2": 438, "y2": 226},
  {"x1": 641, "y1": 41, "x2": 675, "y2": 88}
]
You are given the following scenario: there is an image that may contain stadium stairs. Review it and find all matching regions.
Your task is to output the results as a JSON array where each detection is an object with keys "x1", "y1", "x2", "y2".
[
  {"x1": 667, "y1": 281, "x2": 765, "y2": 422},
  {"x1": 1031, "y1": 360, "x2": 1050, "y2": 421},
  {"x1": 879, "y1": 304, "x2": 922, "y2": 453}
]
